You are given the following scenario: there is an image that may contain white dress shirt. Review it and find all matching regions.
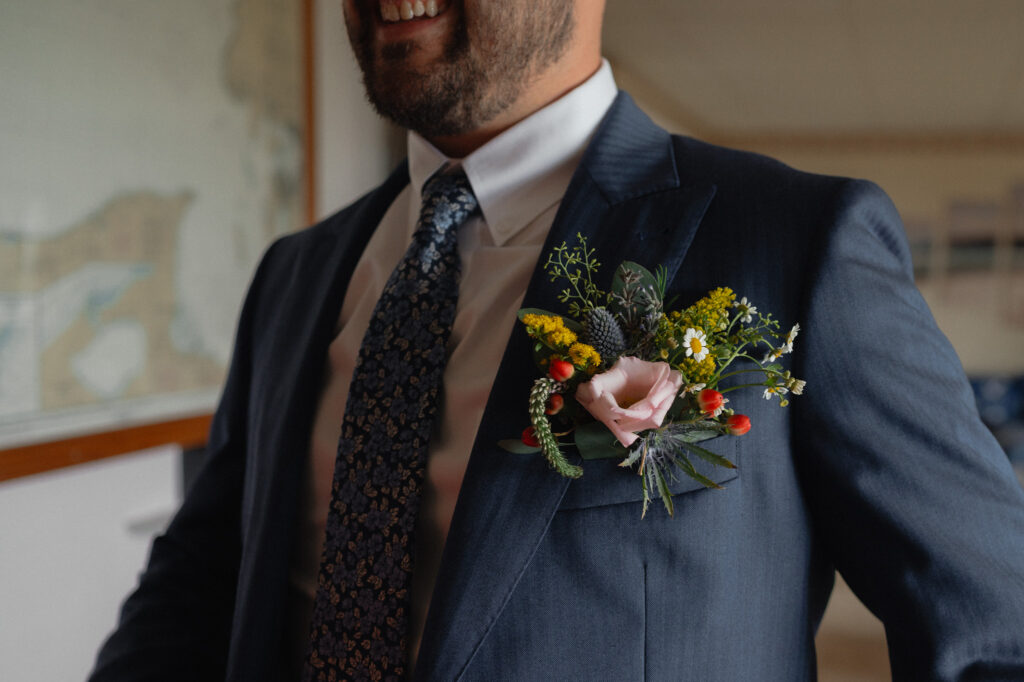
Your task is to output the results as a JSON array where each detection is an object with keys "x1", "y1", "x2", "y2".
[{"x1": 288, "y1": 60, "x2": 618, "y2": 672}]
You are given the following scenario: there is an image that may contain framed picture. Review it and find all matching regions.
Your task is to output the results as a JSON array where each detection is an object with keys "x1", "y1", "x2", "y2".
[{"x1": 0, "y1": 0, "x2": 315, "y2": 478}]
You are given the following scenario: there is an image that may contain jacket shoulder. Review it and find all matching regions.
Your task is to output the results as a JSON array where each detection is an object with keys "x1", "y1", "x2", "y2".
[
  {"x1": 670, "y1": 134, "x2": 852, "y2": 198},
  {"x1": 670, "y1": 134, "x2": 900, "y2": 243}
]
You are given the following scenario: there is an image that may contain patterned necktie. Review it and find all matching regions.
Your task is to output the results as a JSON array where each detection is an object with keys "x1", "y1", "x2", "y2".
[{"x1": 305, "y1": 171, "x2": 478, "y2": 681}]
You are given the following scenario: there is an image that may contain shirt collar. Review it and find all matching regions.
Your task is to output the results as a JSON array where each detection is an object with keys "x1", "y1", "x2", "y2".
[{"x1": 407, "y1": 59, "x2": 618, "y2": 246}]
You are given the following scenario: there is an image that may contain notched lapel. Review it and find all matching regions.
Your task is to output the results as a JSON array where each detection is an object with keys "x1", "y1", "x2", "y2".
[{"x1": 414, "y1": 95, "x2": 717, "y2": 681}]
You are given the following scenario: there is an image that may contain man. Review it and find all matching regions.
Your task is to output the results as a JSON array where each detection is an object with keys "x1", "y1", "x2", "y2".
[{"x1": 93, "y1": 0, "x2": 1024, "y2": 680}]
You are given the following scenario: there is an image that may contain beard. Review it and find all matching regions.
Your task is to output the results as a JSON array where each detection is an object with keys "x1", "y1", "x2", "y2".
[{"x1": 346, "y1": 0, "x2": 575, "y2": 138}]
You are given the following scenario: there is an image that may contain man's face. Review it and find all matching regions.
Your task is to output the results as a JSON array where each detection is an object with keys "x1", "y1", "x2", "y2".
[{"x1": 344, "y1": 0, "x2": 575, "y2": 138}]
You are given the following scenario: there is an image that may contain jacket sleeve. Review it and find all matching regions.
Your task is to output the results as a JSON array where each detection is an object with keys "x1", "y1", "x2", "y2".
[
  {"x1": 792, "y1": 180, "x2": 1024, "y2": 680},
  {"x1": 89, "y1": 241, "x2": 279, "y2": 682}
]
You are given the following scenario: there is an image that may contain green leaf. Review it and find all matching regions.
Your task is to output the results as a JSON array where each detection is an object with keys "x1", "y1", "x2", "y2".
[
  {"x1": 609, "y1": 261, "x2": 663, "y2": 320},
  {"x1": 665, "y1": 394, "x2": 690, "y2": 420},
  {"x1": 677, "y1": 430, "x2": 722, "y2": 443},
  {"x1": 655, "y1": 467, "x2": 675, "y2": 517},
  {"x1": 497, "y1": 439, "x2": 541, "y2": 454},
  {"x1": 681, "y1": 441, "x2": 737, "y2": 469},
  {"x1": 661, "y1": 419, "x2": 725, "y2": 442},
  {"x1": 574, "y1": 421, "x2": 627, "y2": 460},
  {"x1": 613, "y1": 261, "x2": 660, "y2": 294},
  {"x1": 674, "y1": 453, "x2": 723, "y2": 489},
  {"x1": 653, "y1": 264, "x2": 669, "y2": 300},
  {"x1": 619, "y1": 444, "x2": 644, "y2": 468},
  {"x1": 641, "y1": 470, "x2": 652, "y2": 518}
]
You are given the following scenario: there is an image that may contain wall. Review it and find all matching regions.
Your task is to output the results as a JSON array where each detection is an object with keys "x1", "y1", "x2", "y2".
[
  {"x1": 313, "y1": 0, "x2": 402, "y2": 218},
  {"x1": 0, "y1": 3, "x2": 394, "y2": 679},
  {"x1": 0, "y1": 446, "x2": 180, "y2": 682}
]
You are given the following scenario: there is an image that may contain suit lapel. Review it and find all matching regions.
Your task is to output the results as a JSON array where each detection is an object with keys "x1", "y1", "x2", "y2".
[{"x1": 414, "y1": 94, "x2": 717, "y2": 680}]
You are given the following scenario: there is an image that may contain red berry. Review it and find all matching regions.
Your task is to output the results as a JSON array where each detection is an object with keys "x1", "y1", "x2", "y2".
[
  {"x1": 545, "y1": 394, "x2": 564, "y2": 415},
  {"x1": 727, "y1": 414, "x2": 751, "y2": 436},
  {"x1": 549, "y1": 359, "x2": 575, "y2": 382},
  {"x1": 522, "y1": 426, "x2": 541, "y2": 447},
  {"x1": 698, "y1": 389, "x2": 725, "y2": 415}
]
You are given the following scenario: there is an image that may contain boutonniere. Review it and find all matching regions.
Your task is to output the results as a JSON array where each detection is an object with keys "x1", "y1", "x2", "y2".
[{"x1": 499, "y1": 234, "x2": 806, "y2": 517}]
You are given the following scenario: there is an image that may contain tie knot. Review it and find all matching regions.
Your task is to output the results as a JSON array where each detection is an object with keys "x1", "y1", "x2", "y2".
[{"x1": 420, "y1": 171, "x2": 478, "y2": 229}]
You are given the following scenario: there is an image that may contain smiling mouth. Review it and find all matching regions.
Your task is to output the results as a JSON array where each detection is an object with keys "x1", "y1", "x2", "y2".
[{"x1": 378, "y1": 0, "x2": 450, "y2": 22}]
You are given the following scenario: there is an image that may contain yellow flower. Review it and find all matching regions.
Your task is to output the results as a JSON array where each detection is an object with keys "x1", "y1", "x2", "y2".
[
  {"x1": 522, "y1": 313, "x2": 564, "y2": 336},
  {"x1": 546, "y1": 327, "x2": 578, "y2": 348},
  {"x1": 568, "y1": 343, "x2": 601, "y2": 372},
  {"x1": 680, "y1": 354, "x2": 716, "y2": 384},
  {"x1": 675, "y1": 287, "x2": 736, "y2": 336}
]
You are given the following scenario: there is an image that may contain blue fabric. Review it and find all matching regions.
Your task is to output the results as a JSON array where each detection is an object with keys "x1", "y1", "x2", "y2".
[
  {"x1": 91, "y1": 93, "x2": 1024, "y2": 682},
  {"x1": 306, "y1": 172, "x2": 476, "y2": 680}
]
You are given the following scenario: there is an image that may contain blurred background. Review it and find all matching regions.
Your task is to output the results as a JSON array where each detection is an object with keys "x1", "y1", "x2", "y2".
[{"x1": 1, "y1": 1, "x2": 1021, "y2": 679}]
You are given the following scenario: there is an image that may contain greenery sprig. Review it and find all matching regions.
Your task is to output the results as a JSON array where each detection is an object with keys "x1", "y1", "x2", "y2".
[{"x1": 545, "y1": 234, "x2": 606, "y2": 317}]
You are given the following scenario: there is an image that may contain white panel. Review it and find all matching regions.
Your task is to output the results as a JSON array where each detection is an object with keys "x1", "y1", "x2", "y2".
[
  {"x1": 314, "y1": 0, "x2": 401, "y2": 219},
  {"x1": 0, "y1": 446, "x2": 181, "y2": 682}
]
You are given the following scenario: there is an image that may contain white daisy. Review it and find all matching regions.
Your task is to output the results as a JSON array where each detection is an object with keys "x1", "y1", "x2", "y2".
[
  {"x1": 682, "y1": 328, "x2": 710, "y2": 362},
  {"x1": 733, "y1": 296, "x2": 758, "y2": 324},
  {"x1": 782, "y1": 323, "x2": 800, "y2": 353},
  {"x1": 683, "y1": 382, "x2": 707, "y2": 395},
  {"x1": 763, "y1": 385, "x2": 789, "y2": 401}
]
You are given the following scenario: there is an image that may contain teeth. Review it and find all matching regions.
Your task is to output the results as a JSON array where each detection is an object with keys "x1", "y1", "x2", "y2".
[{"x1": 380, "y1": 0, "x2": 442, "y2": 22}]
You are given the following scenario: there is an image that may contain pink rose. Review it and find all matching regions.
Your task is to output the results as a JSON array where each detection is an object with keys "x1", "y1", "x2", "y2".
[{"x1": 575, "y1": 356, "x2": 683, "y2": 447}]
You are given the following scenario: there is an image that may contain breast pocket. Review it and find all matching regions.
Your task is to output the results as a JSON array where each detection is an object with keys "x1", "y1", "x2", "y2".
[{"x1": 558, "y1": 434, "x2": 740, "y2": 511}]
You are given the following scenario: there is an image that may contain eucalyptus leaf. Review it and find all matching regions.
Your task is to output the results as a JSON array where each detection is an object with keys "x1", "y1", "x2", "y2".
[
  {"x1": 675, "y1": 429, "x2": 722, "y2": 443},
  {"x1": 609, "y1": 261, "x2": 663, "y2": 320},
  {"x1": 574, "y1": 421, "x2": 627, "y2": 460},
  {"x1": 662, "y1": 419, "x2": 724, "y2": 442},
  {"x1": 612, "y1": 262, "x2": 660, "y2": 297},
  {"x1": 497, "y1": 439, "x2": 541, "y2": 454}
]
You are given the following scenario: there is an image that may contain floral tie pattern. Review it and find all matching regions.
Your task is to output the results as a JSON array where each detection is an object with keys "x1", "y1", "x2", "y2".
[{"x1": 305, "y1": 171, "x2": 478, "y2": 681}]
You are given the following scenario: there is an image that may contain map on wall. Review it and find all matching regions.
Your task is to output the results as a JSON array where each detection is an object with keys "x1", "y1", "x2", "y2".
[{"x1": 0, "y1": 0, "x2": 305, "y2": 448}]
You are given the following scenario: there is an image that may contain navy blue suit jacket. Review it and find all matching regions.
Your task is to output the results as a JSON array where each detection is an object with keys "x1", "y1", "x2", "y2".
[{"x1": 92, "y1": 93, "x2": 1024, "y2": 680}]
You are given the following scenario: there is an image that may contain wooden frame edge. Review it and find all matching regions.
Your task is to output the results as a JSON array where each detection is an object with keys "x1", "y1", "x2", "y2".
[
  {"x1": 303, "y1": 0, "x2": 317, "y2": 225},
  {"x1": 0, "y1": 415, "x2": 213, "y2": 483}
]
